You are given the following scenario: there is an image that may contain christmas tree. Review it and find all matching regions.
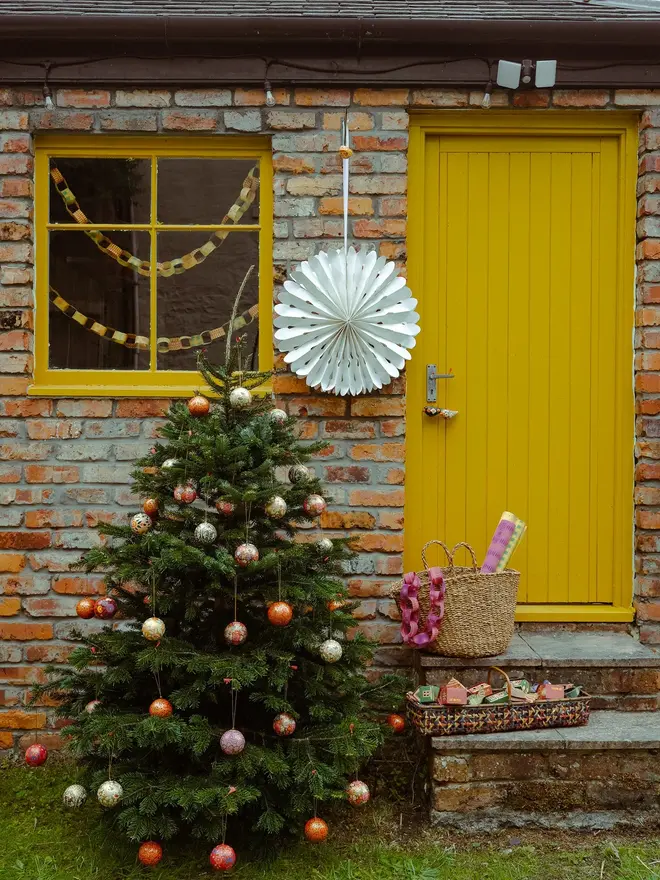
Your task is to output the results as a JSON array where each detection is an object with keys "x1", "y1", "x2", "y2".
[{"x1": 37, "y1": 349, "x2": 403, "y2": 869}]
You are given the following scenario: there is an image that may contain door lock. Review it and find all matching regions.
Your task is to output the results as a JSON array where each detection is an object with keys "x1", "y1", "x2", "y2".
[{"x1": 426, "y1": 364, "x2": 454, "y2": 402}]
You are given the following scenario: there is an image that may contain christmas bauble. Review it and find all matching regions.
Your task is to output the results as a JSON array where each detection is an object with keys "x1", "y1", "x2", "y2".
[
  {"x1": 143, "y1": 498, "x2": 159, "y2": 517},
  {"x1": 327, "y1": 598, "x2": 345, "y2": 612},
  {"x1": 273, "y1": 713, "x2": 296, "y2": 737},
  {"x1": 25, "y1": 743, "x2": 48, "y2": 767},
  {"x1": 210, "y1": 844, "x2": 237, "y2": 871},
  {"x1": 235, "y1": 542, "x2": 259, "y2": 566},
  {"x1": 289, "y1": 464, "x2": 311, "y2": 483},
  {"x1": 304, "y1": 817, "x2": 328, "y2": 842},
  {"x1": 138, "y1": 841, "x2": 163, "y2": 867},
  {"x1": 387, "y1": 713, "x2": 406, "y2": 734},
  {"x1": 265, "y1": 495, "x2": 287, "y2": 519},
  {"x1": 194, "y1": 521, "x2": 218, "y2": 545},
  {"x1": 63, "y1": 784, "x2": 87, "y2": 808},
  {"x1": 270, "y1": 408, "x2": 287, "y2": 424},
  {"x1": 268, "y1": 601, "x2": 293, "y2": 626},
  {"x1": 131, "y1": 512, "x2": 152, "y2": 535},
  {"x1": 346, "y1": 780, "x2": 370, "y2": 806},
  {"x1": 149, "y1": 698, "x2": 173, "y2": 718},
  {"x1": 85, "y1": 699, "x2": 101, "y2": 713},
  {"x1": 97, "y1": 780, "x2": 123, "y2": 808},
  {"x1": 142, "y1": 617, "x2": 165, "y2": 641},
  {"x1": 319, "y1": 639, "x2": 343, "y2": 663},
  {"x1": 161, "y1": 458, "x2": 178, "y2": 469},
  {"x1": 215, "y1": 499, "x2": 236, "y2": 516},
  {"x1": 94, "y1": 597, "x2": 117, "y2": 620},
  {"x1": 315, "y1": 537, "x2": 333, "y2": 554},
  {"x1": 76, "y1": 597, "x2": 96, "y2": 619},
  {"x1": 220, "y1": 728, "x2": 246, "y2": 755},
  {"x1": 229, "y1": 387, "x2": 252, "y2": 409},
  {"x1": 224, "y1": 620, "x2": 248, "y2": 646},
  {"x1": 303, "y1": 494, "x2": 326, "y2": 516},
  {"x1": 188, "y1": 394, "x2": 210, "y2": 417},
  {"x1": 174, "y1": 483, "x2": 197, "y2": 504}
]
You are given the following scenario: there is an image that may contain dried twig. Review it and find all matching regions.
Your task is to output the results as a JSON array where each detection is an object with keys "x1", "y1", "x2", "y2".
[
  {"x1": 636, "y1": 854, "x2": 660, "y2": 876},
  {"x1": 225, "y1": 264, "x2": 255, "y2": 364},
  {"x1": 599, "y1": 860, "x2": 605, "y2": 880}
]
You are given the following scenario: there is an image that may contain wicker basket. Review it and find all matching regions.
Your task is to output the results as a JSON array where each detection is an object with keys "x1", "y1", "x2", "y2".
[
  {"x1": 407, "y1": 666, "x2": 591, "y2": 736},
  {"x1": 394, "y1": 540, "x2": 519, "y2": 658}
]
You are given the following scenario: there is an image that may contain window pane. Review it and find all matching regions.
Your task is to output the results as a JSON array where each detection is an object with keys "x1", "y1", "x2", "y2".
[
  {"x1": 157, "y1": 159, "x2": 260, "y2": 225},
  {"x1": 156, "y1": 231, "x2": 259, "y2": 372},
  {"x1": 49, "y1": 230, "x2": 150, "y2": 370},
  {"x1": 49, "y1": 158, "x2": 151, "y2": 224}
]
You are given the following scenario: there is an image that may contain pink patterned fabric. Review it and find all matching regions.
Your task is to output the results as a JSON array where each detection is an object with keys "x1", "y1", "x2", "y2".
[{"x1": 400, "y1": 567, "x2": 445, "y2": 647}]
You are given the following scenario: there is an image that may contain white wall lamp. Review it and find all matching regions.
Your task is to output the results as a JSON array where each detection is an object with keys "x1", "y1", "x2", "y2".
[{"x1": 496, "y1": 59, "x2": 557, "y2": 90}]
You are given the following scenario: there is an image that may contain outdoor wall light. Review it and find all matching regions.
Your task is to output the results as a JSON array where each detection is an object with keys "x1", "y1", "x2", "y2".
[{"x1": 496, "y1": 58, "x2": 557, "y2": 90}]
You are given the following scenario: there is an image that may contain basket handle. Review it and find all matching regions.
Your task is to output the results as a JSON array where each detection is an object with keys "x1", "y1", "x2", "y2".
[
  {"x1": 421, "y1": 540, "x2": 454, "y2": 570},
  {"x1": 487, "y1": 665, "x2": 513, "y2": 703},
  {"x1": 450, "y1": 541, "x2": 479, "y2": 572}
]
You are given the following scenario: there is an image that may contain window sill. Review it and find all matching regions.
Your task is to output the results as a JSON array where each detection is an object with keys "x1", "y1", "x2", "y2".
[{"x1": 28, "y1": 381, "x2": 272, "y2": 399}]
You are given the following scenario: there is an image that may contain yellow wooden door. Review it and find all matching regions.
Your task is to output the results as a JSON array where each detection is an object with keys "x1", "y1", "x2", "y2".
[{"x1": 406, "y1": 114, "x2": 637, "y2": 621}]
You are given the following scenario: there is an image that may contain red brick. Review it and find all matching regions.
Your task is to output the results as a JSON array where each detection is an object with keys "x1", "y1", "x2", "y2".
[
  {"x1": 162, "y1": 110, "x2": 218, "y2": 131},
  {"x1": 1, "y1": 709, "x2": 47, "y2": 729},
  {"x1": 410, "y1": 89, "x2": 468, "y2": 107},
  {"x1": 322, "y1": 111, "x2": 374, "y2": 131},
  {"x1": 351, "y1": 600, "x2": 378, "y2": 620},
  {"x1": 353, "y1": 89, "x2": 410, "y2": 106},
  {"x1": 349, "y1": 489, "x2": 405, "y2": 507},
  {"x1": 34, "y1": 110, "x2": 94, "y2": 130},
  {"x1": 0, "y1": 155, "x2": 32, "y2": 175},
  {"x1": 350, "y1": 443, "x2": 405, "y2": 462},
  {"x1": 52, "y1": 575, "x2": 105, "y2": 595},
  {"x1": 26, "y1": 420, "x2": 82, "y2": 440},
  {"x1": 25, "y1": 644, "x2": 75, "y2": 662},
  {"x1": 0, "y1": 378, "x2": 30, "y2": 396},
  {"x1": 0, "y1": 178, "x2": 32, "y2": 197},
  {"x1": 351, "y1": 621, "x2": 401, "y2": 644},
  {"x1": 115, "y1": 399, "x2": 170, "y2": 417},
  {"x1": 348, "y1": 579, "x2": 394, "y2": 598},
  {"x1": 24, "y1": 509, "x2": 83, "y2": 528},
  {"x1": 351, "y1": 135, "x2": 407, "y2": 152},
  {"x1": 0, "y1": 597, "x2": 20, "y2": 615},
  {"x1": 1, "y1": 399, "x2": 51, "y2": 417},
  {"x1": 324, "y1": 466, "x2": 370, "y2": 483},
  {"x1": 552, "y1": 90, "x2": 610, "y2": 108},
  {"x1": 616, "y1": 89, "x2": 660, "y2": 106},
  {"x1": 324, "y1": 420, "x2": 377, "y2": 439},
  {"x1": 637, "y1": 439, "x2": 660, "y2": 458},
  {"x1": 287, "y1": 397, "x2": 347, "y2": 418},
  {"x1": 318, "y1": 196, "x2": 374, "y2": 216},
  {"x1": 350, "y1": 398, "x2": 405, "y2": 417},
  {"x1": 234, "y1": 88, "x2": 290, "y2": 106},
  {"x1": 0, "y1": 330, "x2": 30, "y2": 351},
  {"x1": 636, "y1": 509, "x2": 660, "y2": 529},
  {"x1": 353, "y1": 219, "x2": 406, "y2": 238},
  {"x1": 17, "y1": 731, "x2": 64, "y2": 749},
  {"x1": 55, "y1": 399, "x2": 112, "y2": 417},
  {"x1": 636, "y1": 373, "x2": 660, "y2": 392},
  {"x1": 636, "y1": 462, "x2": 660, "y2": 481},
  {"x1": 273, "y1": 154, "x2": 315, "y2": 174},
  {"x1": 0, "y1": 575, "x2": 45, "y2": 595},
  {"x1": 0, "y1": 665, "x2": 44, "y2": 683},
  {"x1": 637, "y1": 602, "x2": 660, "y2": 621},
  {"x1": 0, "y1": 531, "x2": 50, "y2": 551},
  {"x1": 351, "y1": 533, "x2": 405, "y2": 553},
  {"x1": 56, "y1": 89, "x2": 110, "y2": 108},
  {"x1": 637, "y1": 577, "x2": 660, "y2": 598},
  {"x1": 382, "y1": 467, "x2": 405, "y2": 485},
  {"x1": 376, "y1": 557, "x2": 404, "y2": 575},
  {"x1": 0, "y1": 465, "x2": 21, "y2": 483},
  {"x1": 378, "y1": 511, "x2": 404, "y2": 529},
  {"x1": 380, "y1": 420, "x2": 405, "y2": 438},
  {"x1": 23, "y1": 596, "x2": 75, "y2": 617},
  {"x1": 513, "y1": 90, "x2": 551, "y2": 108},
  {"x1": 637, "y1": 399, "x2": 660, "y2": 415},
  {"x1": 380, "y1": 197, "x2": 408, "y2": 216},
  {"x1": 294, "y1": 88, "x2": 350, "y2": 107},
  {"x1": 116, "y1": 90, "x2": 171, "y2": 108},
  {"x1": 0, "y1": 553, "x2": 25, "y2": 573},
  {"x1": 0, "y1": 621, "x2": 52, "y2": 640},
  {"x1": 24, "y1": 465, "x2": 79, "y2": 484},
  {"x1": 272, "y1": 374, "x2": 309, "y2": 395},
  {"x1": 320, "y1": 510, "x2": 376, "y2": 530}
]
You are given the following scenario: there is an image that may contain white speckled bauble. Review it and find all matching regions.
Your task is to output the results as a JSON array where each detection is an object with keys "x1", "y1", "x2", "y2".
[
  {"x1": 174, "y1": 483, "x2": 197, "y2": 504},
  {"x1": 195, "y1": 522, "x2": 218, "y2": 545},
  {"x1": 142, "y1": 616, "x2": 165, "y2": 641},
  {"x1": 63, "y1": 784, "x2": 87, "y2": 808},
  {"x1": 319, "y1": 638, "x2": 343, "y2": 663},
  {"x1": 235, "y1": 542, "x2": 259, "y2": 566},
  {"x1": 85, "y1": 699, "x2": 101, "y2": 713},
  {"x1": 131, "y1": 512, "x2": 152, "y2": 535},
  {"x1": 215, "y1": 499, "x2": 236, "y2": 516},
  {"x1": 224, "y1": 620, "x2": 248, "y2": 646},
  {"x1": 346, "y1": 780, "x2": 370, "y2": 806},
  {"x1": 161, "y1": 458, "x2": 178, "y2": 469},
  {"x1": 220, "y1": 728, "x2": 246, "y2": 755},
  {"x1": 265, "y1": 496, "x2": 287, "y2": 519},
  {"x1": 273, "y1": 713, "x2": 296, "y2": 736},
  {"x1": 97, "y1": 780, "x2": 123, "y2": 808},
  {"x1": 315, "y1": 537, "x2": 333, "y2": 554},
  {"x1": 303, "y1": 494, "x2": 326, "y2": 516},
  {"x1": 229, "y1": 387, "x2": 252, "y2": 409},
  {"x1": 270, "y1": 408, "x2": 287, "y2": 424},
  {"x1": 288, "y1": 464, "x2": 310, "y2": 484}
]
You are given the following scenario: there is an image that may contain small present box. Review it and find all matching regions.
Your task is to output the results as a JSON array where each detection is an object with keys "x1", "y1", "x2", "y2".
[
  {"x1": 468, "y1": 692, "x2": 486, "y2": 706},
  {"x1": 564, "y1": 686, "x2": 582, "y2": 698},
  {"x1": 468, "y1": 682, "x2": 493, "y2": 698},
  {"x1": 484, "y1": 690, "x2": 508, "y2": 705},
  {"x1": 413, "y1": 685, "x2": 440, "y2": 704},
  {"x1": 440, "y1": 684, "x2": 468, "y2": 705},
  {"x1": 510, "y1": 679, "x2": 531, "y2": 694},
  {"x1": 510, "y1": 687, "x2": 538, "y2": 703},
  {"x1": 537, "y1": 683, "x2": 565, "y2": 701}
]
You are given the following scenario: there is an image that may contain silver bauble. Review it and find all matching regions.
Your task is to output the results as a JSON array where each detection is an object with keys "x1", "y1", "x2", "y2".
[
  {"x1": 319, "y1": 638, "x2": 343, "y2": 663},
  {"x1": 315, "y1": 537, "x2": 333, "y2": 554},
  {"x1": 229, "y1": 387, "x2": 252, "y2": 409},
  {"x1": 63, "y1": 784, "x2": 87, "y2": 808},
  {"x1": 131, "y1": 512, "x2": 152, "y2": 535},
  {"x1": 265, "y1": 495, "x2": 287, "y2": 519},
  {"x1": 270, "y1": 408, "x2": 287, "y2": 424},
  {"x1": 97, "y1": 780, "x2": 123, "y2": 808},
  {"x1": 194, "y1": 521, "x2": 218, "y2": 545},
  {"x1": 161, "y1": 458, "x2": 178, "y2": 469},
  {"x1": 142, "y1": 616, "x2": 165, "y2": 641},
  {"x1": 289, "y1": 464, "x2": 311, "y2": 483}
]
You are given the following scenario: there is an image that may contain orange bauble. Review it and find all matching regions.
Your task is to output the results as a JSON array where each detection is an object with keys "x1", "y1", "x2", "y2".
[
  {"x1": 327, "y1": 598, "x2": 345, "y2": 612},
  {"x1": 267, "y1": 601, "x2": 293, "y2": 627},
  {"x1": 76, "y1": 597, "x2": 96, "y2": 619},
  {"x1": 387, "y1": 713, "x2": 406, "y2": 733},
  {"x1": 304, "y1": 817, "x2": 328, "y2": 843},
  {"x1": 149, "y1": 698, "x2": 173, "y2": 718},
  {"x1": 138, "y1": 841, "x2": 163, "y2": 866},
  {"x1": 188, "y1": 394, "x2": 210, "y2": 417},
  {"x1": 143, "y1": 498, "x2": 159, "y2": 517}
]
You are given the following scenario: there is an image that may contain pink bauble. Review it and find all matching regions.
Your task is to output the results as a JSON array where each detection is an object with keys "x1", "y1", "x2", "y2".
[
  {"x1": 85, "y1": 699, "x2": 101, "y2": 714},
  {"x1": 273, "y1": 713, "x2": 296, "y2": 737},
  {"x1": 94, "y1": 597, "x2": 117, "y2": 620},
  {"x1": 25, "y1": 743, "x2": 48, "y2": 766},
  {"x1": 210, "y1": 844, "x2": 237, "y2": 871},
  {"x1": 220, "y1": 728, "x2": 246, "y2": 755},
  {"x1": 235, "y1": 542, "x2": 259, "y2": 567},
  {"x1": 174, "y1": 483, "x2": 197, "y2": 504},
  {"x1": 224, "y1": 621, "x2": 248, "y2": 646},
  {"x1": 346, "y1": 780, "x2": 371, "y2": 806},
  {"x1": 215, "y1": 500, "x2": 236, "y2": 516},
  {"x1": 303, "y1": 494, "x2": 326, "y2": 516}
]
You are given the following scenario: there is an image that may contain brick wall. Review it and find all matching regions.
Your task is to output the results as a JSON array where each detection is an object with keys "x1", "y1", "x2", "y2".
[{"x1": 0, "y1": 83, "x2": 659, "y2": 750}]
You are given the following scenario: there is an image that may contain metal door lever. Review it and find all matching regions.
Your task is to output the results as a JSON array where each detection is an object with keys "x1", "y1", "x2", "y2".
[{"x1": 426, "y1": 364, "x2": 454, "y2": 402}]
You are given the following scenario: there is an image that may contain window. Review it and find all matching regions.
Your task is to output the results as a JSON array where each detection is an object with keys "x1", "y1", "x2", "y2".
[{"x1": 32, "y1": 136, "x2": 273, "y2": 396}]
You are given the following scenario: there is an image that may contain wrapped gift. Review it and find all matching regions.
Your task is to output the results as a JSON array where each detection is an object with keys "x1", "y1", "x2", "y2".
[
  {"x1": 468, "y1": 682, "x2": 493, "y2": 698},
  {"x1": 413, "y1": 685, "x2": 440, "y2": 704},
  {"x1": 537, "y1": 683, "x2": 565, "y2": 701},
  {"x1": 564, "y1": 686, "x2": 582, "y2": 698},
  {"x1": 440, "y1": 683, "x2": 468, "y2": 705},
  {"x1": 468, "y1": 692, "x2": 486, "y2": 706},
  {"x1": 484, "y1": 690, "x2": 509, "y2": 705},
  {"x1": 510, "y1": 679, "x2": 531, "y2": 694}
]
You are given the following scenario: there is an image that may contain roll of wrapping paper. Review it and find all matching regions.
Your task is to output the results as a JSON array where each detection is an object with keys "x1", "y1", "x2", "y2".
[
  {"x1": 496, "y1": 518, "x2": 527, "y2": 572},
  {"x1": 481, "y1": 512, "x2": 518, "y2": 573}
]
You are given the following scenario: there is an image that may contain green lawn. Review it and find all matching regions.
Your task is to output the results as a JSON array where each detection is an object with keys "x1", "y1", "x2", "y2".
[{"x1": 1, "y1": 763, "x2": 659, "y2": 880}]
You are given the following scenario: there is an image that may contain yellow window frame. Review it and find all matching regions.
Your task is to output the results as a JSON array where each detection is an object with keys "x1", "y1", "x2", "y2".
[{"x1": 31, "y1": 134, "x2": 273, "y2": 398}]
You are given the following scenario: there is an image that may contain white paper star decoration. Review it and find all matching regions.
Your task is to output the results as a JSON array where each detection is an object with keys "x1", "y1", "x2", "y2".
[{"x1": 274, "y1": 247, "x2": 420, "y2": 396}]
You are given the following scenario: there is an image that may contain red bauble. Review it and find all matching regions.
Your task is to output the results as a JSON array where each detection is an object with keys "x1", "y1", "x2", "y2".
[
  {"x1": 188, "y1": 394, "x2": 210, "y2": 417},
  {"x1": 210, "y1": 844, "x2": 237, "y2": 871},
  {"x1": 25, "y1": 743, "x2": 48, "y2": 767},
  {"x1": 138, "y1": 841, "x2": 163, "y2": 867},
  {"x1": 76, "y1": 597, "x2": 96, "y2": 619},
  {"x1": 174, "y1": 483, "x2": 197, "y2": 504},
  {"x1": 143, "y1": 498, "x2": 159, "y2": 517},
  {"x1": 387, "y1": 713, "x2": 406, "y2": 734},
  {"x1": 268, "y1": 601, "x2": 293, "y2": 627},
  {"x1": 304, "y1": 817, "x2": 328, "y2": 843},
  {"x1": 215, "y1": 499, "x2": 236, "y2": 516},
  {"x1": 94, "y1": 597, "x2": 117, "y2": 620},
  {"x1": 273, "y1": 713, "x2": 296, "y2": 736},
  {"x1": 149, "y1": 698, "x2": 173, "y2": 718}
]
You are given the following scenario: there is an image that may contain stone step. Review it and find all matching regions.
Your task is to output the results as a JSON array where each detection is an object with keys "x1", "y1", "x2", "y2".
[
  {"x1": 430, "y1": 710, "x2": 660, "y2": 831},
  {"x1": 418, "y1": 631, "x2": 660, "y2": 711}
]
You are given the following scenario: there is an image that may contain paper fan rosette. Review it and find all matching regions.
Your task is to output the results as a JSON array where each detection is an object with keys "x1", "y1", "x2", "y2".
[{"x1": 274, "y1": 247, "x2": 420, "y2": 396}]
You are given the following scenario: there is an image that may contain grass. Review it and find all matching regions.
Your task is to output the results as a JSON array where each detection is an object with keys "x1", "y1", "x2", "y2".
[{"x1": 1, "y1": 763, "x2": 659, "y2": 880}]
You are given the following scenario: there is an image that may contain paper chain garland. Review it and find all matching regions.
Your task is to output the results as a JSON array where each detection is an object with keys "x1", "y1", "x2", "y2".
[{"x1": 399, "y1": 567, "x2": 446, "y2": 647}]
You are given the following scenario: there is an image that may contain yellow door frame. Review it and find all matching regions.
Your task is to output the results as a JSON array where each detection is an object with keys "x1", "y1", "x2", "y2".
[{"x1": 406, "y1": 111, "x2": 638, "y2": 623}]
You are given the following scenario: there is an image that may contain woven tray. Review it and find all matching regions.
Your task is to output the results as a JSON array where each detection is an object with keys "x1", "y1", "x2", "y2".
[{"x1": 407, "y1": 667, "x2": 591, "y2": 737}]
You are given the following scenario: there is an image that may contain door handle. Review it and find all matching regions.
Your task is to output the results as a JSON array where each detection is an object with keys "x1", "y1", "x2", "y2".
[
  {"x1": 424, "y1": 406, "x2": 458, "y2": 419},
  {"x1": 426, "y1": 364, "x2": 454, "y2": 402}
]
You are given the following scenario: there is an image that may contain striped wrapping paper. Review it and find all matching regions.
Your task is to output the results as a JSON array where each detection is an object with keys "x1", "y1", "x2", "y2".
[{"x1": 481, "y1": 511, "x2": 525, "y2": 573}]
